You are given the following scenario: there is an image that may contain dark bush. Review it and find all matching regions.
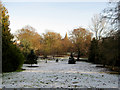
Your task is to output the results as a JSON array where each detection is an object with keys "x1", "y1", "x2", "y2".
[
  {"x1": 68, "y1": 52, "x2": 76, "y2": 64},
  {"x1": 24, "y1": 50, "x2": 38, "y2": 66},
  {"x1": 2, "y1": 44, "x2": 24, "y2": 72}
]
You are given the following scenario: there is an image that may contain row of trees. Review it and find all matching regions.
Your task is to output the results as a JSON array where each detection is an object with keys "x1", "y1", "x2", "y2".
[
  {"x1": 88, "y1": 1, "x2": 120, "y2": 69},
  {"x1": 1, "y1": 1, "x2": 92, "y2": 72},
  {"x1": 15, "y1": 26, "x2": 92, "y2": 61}
]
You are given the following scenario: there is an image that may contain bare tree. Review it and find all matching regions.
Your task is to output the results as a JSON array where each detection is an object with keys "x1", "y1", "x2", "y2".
[
  {"x1": 101, "y1": 1, "x2": 120, "y2": 37},
  {"x1": 89, "y1": 14, "x2": 107, "y2": 40}
]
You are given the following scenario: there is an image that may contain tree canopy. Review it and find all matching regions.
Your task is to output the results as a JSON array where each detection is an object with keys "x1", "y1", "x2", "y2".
[{"x1": 70, "y1": 27, "x2": 92, "y2": 59}]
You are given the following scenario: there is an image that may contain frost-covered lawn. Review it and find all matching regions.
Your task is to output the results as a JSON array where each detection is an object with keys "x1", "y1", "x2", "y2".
[{"x1": 2, "y1": 58, "x2": 119, "y2": 88}]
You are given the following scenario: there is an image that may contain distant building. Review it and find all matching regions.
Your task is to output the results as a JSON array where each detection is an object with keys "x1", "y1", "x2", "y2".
[{"x1": 62, "y1": 32, "x2": 68, "y2": 40}]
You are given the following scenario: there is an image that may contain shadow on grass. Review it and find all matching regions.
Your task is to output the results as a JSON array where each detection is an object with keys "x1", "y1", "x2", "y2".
[
  {"x1": 96, "y1": 65, "x2": 120, "y2": 75},
  {"x1": 27, "y1": 66, "x2": 39, "y2": 68}
]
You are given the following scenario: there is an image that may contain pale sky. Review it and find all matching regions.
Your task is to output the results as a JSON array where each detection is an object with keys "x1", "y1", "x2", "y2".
[{"x1": 3, "y1": 1, "x2": 108, "y2": 37}]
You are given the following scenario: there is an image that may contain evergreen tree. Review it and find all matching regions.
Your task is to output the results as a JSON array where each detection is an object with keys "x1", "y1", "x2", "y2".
[
  {"x1": 88, "y1": 38, "x2": 99, "y2": 63},
  {"x1": 1, "y1": 3, "x2": 24, "y2": 72},
  {"x1": 26, "y1": 50, "x2": 37, "y2": 66}
]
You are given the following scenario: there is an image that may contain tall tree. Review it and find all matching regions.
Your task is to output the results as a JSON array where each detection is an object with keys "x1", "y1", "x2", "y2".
[
  {"x1": 16, "y1": 25, "x2": 42, "y2": 54},
  {"x1": 100, "y1": 1, "x2": 120, "y2": 67},
  {"x1": 89, "y1": 14, "x2": 107, "y2": 40},
  {"x1": 102, "y1": 1, "x2": 120, "y2": 36},
  {"x1": 62, "y1": 33, "x2": 72, "y2": 54},
  {"x1": 70, "y1": 27, "x2": 92, "y2": 60},
  {"x1": 42, "y1": 32, "x2": 62, "y2": 58},
  {"x1": 88, "y1": 38, "x2": 99, "y2": 63},
  {"x1": 1, "y1": 3, "x2": 24, "y2": 72},
  {"x1": 0, "y1": 1, "x2": 2, "y2": 73},
  {"x1": 88, "y1": 1, "x2": 120, "y2": 69}
]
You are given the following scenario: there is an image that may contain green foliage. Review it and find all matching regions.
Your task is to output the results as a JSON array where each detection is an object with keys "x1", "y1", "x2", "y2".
[
  {"x1": 88, "y1": 1, "x2": 120, "y2": 67},
  {"x1": 2, "y1": 6, "x2": 13, "y2": 44},
  {"x1": 25, "y1": 50, "x2": 37, "y2": 66},
  {"x1": 117, "y1": 31, "x2": 120, "y2": 66},
  {"x1": 20, "y1": 40, "x2": 32, "y2": 60},
  {"x1": 2, "y1": 44, "x2": 24, "y2": 72},
  {"x1": 100, "y1": 37, "x2": 117, "y2": 66},
  {"x1": 88, "y1": 33, "x2": 119, "y2": 68},
  {"x1": 68, "y1": 52, "x2": 76, "y2": 64},
  {"x1": 88, "y1": 38, "x2": 99, "y2": 63},
  {"x1": 88, "y1": 1, "x2": 120, "y2": 68},
  {"x1": 2, "y1": 3, "x2": 24, "y2": 72}
]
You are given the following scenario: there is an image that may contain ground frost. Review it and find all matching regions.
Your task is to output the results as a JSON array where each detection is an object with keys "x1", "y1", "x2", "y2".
[{"x1": 2, "y1": 59, "x2": 119, "y2": 88}]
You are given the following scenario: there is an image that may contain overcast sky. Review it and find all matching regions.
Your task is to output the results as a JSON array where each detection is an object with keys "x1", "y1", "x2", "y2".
[{"x1": 3, "y1": 1, "x2": 108, "y2": 37}]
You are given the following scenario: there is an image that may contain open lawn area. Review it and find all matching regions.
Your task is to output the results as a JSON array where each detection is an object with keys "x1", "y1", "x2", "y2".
[{"x1": 2, "y1": 58, "x2": 119, "y2": 88}]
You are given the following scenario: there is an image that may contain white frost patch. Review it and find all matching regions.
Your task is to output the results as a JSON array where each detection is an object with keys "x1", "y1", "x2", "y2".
[{"x1": 2, "y1": 59, "x2": 119, "y2": 88}]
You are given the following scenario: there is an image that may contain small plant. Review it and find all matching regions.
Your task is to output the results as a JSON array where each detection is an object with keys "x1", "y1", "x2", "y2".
[
  {"x1": 68, "y1": 52, "x2": 76, "y2": 64},
  {"x1": 26, "y1": 50, "x2": 38, "y2": 66}
]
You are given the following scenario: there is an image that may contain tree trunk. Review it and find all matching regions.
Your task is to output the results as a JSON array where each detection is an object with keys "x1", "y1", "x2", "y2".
[
  {"x1": 103, "y1": 64, "x2": 105, "y2": 67},
  {"x1": 53, "y1": 55, "x2": 55, "y2": 60},
  {"x1": 77, "y1": 51, "x2": 80, "y2": 61}
]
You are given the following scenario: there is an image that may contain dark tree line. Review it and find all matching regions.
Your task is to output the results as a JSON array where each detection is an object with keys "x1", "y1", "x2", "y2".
[{"x1": 88, "y1": 1, "x2": 120, "y2": 70}]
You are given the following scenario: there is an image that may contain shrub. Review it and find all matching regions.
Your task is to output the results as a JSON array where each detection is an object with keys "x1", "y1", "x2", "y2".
[{"x1": 2, "y1": 44, "x2": 24, "y2": 72}]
